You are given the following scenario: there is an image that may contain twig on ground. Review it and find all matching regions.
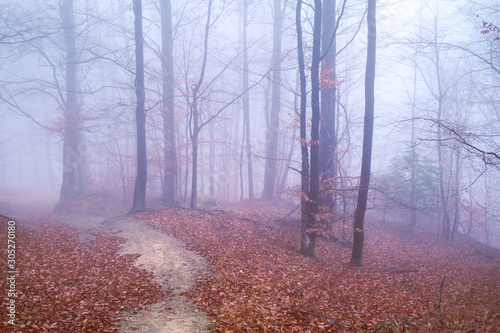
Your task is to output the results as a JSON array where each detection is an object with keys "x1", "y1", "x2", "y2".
[
  {"x1": 340, "y1": 287, "x2": 355, "y2": 323},
  {"x1": 408, "y1": 276, "x2": 455, "y2": 332}
]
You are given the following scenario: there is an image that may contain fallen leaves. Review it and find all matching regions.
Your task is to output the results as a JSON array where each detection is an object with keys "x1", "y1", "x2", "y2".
[
  {"x1": 139, "y1": 202, "x2": 500, "y2": 332},
  {"x1": 0, "y1": 215, "x2": 165, "y2": 332},
  {"x1": 1, "y1": 197, "x2": 498, "y2": 332}
]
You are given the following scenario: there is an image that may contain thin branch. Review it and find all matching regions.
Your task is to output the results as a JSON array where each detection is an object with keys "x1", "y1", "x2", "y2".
[
  {"x1": 408, "y1": 276, "x2": 455, "y2": 332},
  {"x1": 340, "y1": 287, "x2": 355, "y2": 323},
  {"x1": 273, "y1": 204, "x2": 300, "y2": 223}
]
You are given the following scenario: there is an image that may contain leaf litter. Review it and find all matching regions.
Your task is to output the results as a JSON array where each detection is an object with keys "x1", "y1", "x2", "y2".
[
  {"x1": 140, "y1": 200, "x2": 500, "y2": 332},
  {"x1": 0, "y1": 195, "x2": 211, "y2": 332},
  {"x1": 0, "y1": 196, "x2": 499, "y2": 332}
]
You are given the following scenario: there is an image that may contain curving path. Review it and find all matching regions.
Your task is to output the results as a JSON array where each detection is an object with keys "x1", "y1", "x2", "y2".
[{"x1": 57, "y1": 210, "x2": 212, "y2": 333}]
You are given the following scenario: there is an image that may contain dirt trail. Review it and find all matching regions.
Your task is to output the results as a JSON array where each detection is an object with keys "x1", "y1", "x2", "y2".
[{"x1": 56, "y1": 210, "x2": 212, "y2": 333}]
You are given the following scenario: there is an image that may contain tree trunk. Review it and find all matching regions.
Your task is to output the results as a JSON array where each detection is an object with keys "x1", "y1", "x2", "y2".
[
  {"x1": 56, "y1": 0, "x2": 88, "y2": 210},
  {"x1": 189, "y1": 0, "x2": 212, "y2": 209},
  {"x1": 319, "y1": 0, "x2": 337, "y2": 215},
  {"x1": 302, "y1": 0, "x2": 323, "y2": 258},
  {"x1": 209, "y1": 122, "x2": 215, "y2": 200},
  {"x1": 296, "y1": 0, "x2": 310, "y2": 255},
  {"x1": 242, "y1": 0, "x2": 254, "y2": 200},
  {"x1": 451, "y1": 144, "x2": 461, "y2": 239},
  {"x1": 276, "y1": 110, "x2": 297, "y2": 199},
  {"x1": 409, "y1": 60, "x2": 417, "y2": 232},
  {"x1": 239, "y1": 106, "x2": 245, "y2": 201},
  {"x1": 350, "y1": 0, "x2": 376, "y2": 266},
  {"x1": 296, "y1": 0, "x2": 321, "y2": 258},
  {"x1": 261, "y1": 0, "x2": 283, "y2": 200},
  {"x1": 433, "y1": 15, "x2": 451, "y2": 240},
  {"x1": 159, "y1": 0, "x2": 177, "y2": 205},
  {"x1": 131, "y1": 0, "x2": 147, "y2": 212},
  {"x1": 190, "y1": 126, "x2": 199, "y2": 208}
]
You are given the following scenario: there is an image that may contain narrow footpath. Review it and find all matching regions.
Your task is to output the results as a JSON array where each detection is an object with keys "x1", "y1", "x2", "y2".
[{"x1": 57, "y1": 210, "x2": 212, "y2": 333}]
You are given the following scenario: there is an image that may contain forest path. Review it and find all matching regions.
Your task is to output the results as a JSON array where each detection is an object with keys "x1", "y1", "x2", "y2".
[{"x1": 56, "y1": 209, "x2": 212, "y2": 333}]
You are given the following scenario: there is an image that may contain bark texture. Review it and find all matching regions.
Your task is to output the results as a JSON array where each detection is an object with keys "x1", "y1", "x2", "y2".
[
  {"x1": 131, "y1": 0, "x2": 147, "y2": 212},
  {"x1": 351, "y1": 0, "x2": 376, "y2": 266},
  {"x1": 160, "y1": 0, "x2": 177, "y2": 205}
]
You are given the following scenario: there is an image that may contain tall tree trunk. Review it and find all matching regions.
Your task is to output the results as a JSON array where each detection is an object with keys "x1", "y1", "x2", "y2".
[
  {"x1": 57, "y1": 0, "x2": 88, "y2": 210},
  {"x1": 190, "y1": 93, "x2": 200, "y2": 209},
  {"x1": 319, "y1": 0, "x2": 337, "y2": 215},
  {"x1": 183, "y1": 81, "x2": 190, "y2": 203},
  {"x1": 189, "y1": 0, "x2": 212, "y2": 209},
  {"x1": 159, "y1": 0, "x2": 177, "y2": 205},
  {"x1": 239, "y1": 104, "x2": 245, "y2": 201},
  {"x1": 276, "y1": 104, "x2": 297, "y2": 199},
  {"x1": 302, "y1": 0, "x2": 323, "y2": 258},
  {"x1": 451, "y1": 144, "x2": 461, "y2": 239},
  {"x1": 433, "y1": 15, "x2": 451, "y2": 240},
  {"x1": 131, "y1": 0, "x2": 147, "y2": 212},
  {"x1": 261, "y1": 0, "x2": 283, "y2": 200},
  {"x1": 296, "y1": 0, "x2": 310, "y2": 255},
  {"x1": 409, "y1": 58, "x2": 417, "y2": 232},
  {"x1": 209, "y1": 122, "x2": 215, "y2": 200},
  {"x1": 242, "y1": 0, "x2": 254, "y2": 200},
  {"x1": 350, "y1": 0, "x2": 376, "y2": 266}
]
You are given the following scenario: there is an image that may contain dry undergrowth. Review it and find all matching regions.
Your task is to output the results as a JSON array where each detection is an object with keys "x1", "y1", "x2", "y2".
[{"x1": 141, "y1": 201, "x2": 500, "y2": 332}]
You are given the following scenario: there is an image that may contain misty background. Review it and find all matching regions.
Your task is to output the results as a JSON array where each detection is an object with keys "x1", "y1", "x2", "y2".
[{"x1": 1, "y1": 0, "x2": 499, "y2": 248}]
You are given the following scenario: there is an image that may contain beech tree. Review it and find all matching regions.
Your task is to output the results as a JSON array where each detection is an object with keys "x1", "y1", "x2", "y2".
[
  {"x1": 350, "y1": 0, "x2": 376, "y2": 266},
  {"x1": 261, "y1": 0, "x2": 283, "y2": 200},
  {"x1": 188, "y1": 0, "x2": 212, "y2": 209},
  {"x1": 57, "y1": 0, "x2": 89, "y2": 209},
  {"x1": 296, "y1": 0, "x2": 311, "y2": 255},
  {"x1": 432, "y1": 13, "x2": 452, "y2": 240},
  {"x1": 296, "y1": 0, "x2": 354, "y2": 257},
  {"x1": 241, "y1": 0, "x2": 255, "y2": 200},
  {"x1": 0, "y1": 0, "x2": 95, "y2": 210},
  {"x1": 159, "y1": 0, "x2": 177, "y2": 205},
  {"x1": 318, "y1": 0, "x2": 337, "y2": 215},
  {"x1": 183, "y1": 0, "x2": 254, "y2": 208},
  {"x1": 296, "y1": 0, "x2": 322, "y2": 257},
  {"x1": 131, "y1": 0, "x2": 147, "y2": 212}
]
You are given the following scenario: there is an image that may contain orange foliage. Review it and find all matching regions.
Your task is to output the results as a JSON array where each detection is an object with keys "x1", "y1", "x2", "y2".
[{"x1": 140, "y1": 201, "x2": 500, "y2": 332}]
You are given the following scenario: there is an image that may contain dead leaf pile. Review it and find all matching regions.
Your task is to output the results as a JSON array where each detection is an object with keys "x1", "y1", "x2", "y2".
[
  {"x1": 140, "y1": 202, "x2": 500, "y2": 332},
  {"x1": 0, "y1": 216, "x2": 166, "y2": 332}
]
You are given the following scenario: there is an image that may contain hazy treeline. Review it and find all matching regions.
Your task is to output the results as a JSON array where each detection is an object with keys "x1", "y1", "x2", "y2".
[{"x1": 0, "y1": 0, "x2": 499, "y2": 248}]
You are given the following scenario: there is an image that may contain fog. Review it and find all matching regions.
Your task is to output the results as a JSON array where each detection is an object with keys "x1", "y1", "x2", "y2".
[{"x1": 1, "y1": 0, "x2": 499, "y2": 248}]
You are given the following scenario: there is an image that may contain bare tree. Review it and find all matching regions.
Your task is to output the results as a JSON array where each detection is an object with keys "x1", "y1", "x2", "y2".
[
  {"x1": 261, "y1": 0, "x2": 283, "y2": 200},
  {"x1": 159, "y1": 0, "x2": 177, "y2": 205},
  {"x1": 242, "y1": 0, "x2": 255, "y2": 200},
  {"x1": 350, "y1": 0, "x2": 376, "y2": 266},
  {"x1": 296, "y1": 0, "x2": 311, "y2": 255},
  {"x1": 318, "y1": 0, "x2": 337, "y2": 214},
  {"x1": 131, "y1": 0, "x2": 147, "y2": 212},
  {"x1": 56, "y1": 0, "x2": 89, "y2": 210},
  {"x1": 296, "y1": 0, "x2": 323, "y2": 258},
  {"x1": 188, "y1": 0, "x2": 212, "y2": 209}
]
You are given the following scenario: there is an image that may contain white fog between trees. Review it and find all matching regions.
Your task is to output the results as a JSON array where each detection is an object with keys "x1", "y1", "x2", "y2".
[{"x1": 1, "y1": 0, "x2": 499, "y2": 257}]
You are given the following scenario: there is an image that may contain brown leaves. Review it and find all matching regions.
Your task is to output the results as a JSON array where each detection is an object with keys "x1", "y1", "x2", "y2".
[
  {"x1": 0, "y1": 217, "x2": 165, "y2": 332},
  {"x1": 140, "y1": 202, "x2": 500, "y2": 332},
  {"x1": 2, "y1": 197, "x2": 497, "y2": 332}
]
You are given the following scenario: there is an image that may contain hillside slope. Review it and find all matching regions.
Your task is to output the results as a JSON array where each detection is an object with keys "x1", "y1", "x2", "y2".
[{"x1": 141, "y1": 201, "x2": 500, "y2": 332}]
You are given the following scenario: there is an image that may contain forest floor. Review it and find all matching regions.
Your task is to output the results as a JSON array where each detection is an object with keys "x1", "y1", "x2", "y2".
[
  {"x1": 0, "y1": 194, "x2": 211, "y2": 332},
  {"x1": 1, "y1": 193, "x2": 499, "y2": 332}
]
